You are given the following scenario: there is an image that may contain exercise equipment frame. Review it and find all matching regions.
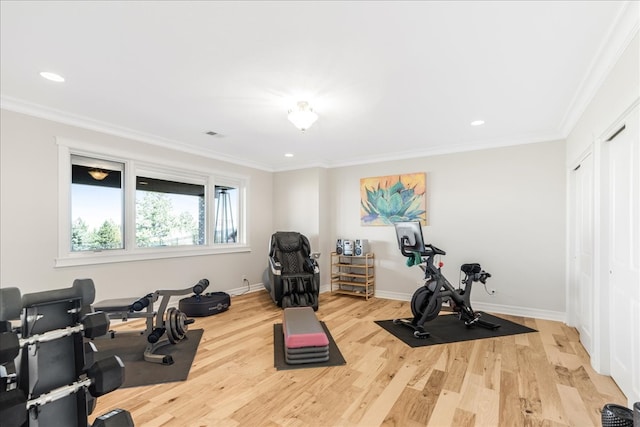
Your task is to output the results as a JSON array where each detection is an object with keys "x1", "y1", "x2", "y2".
[{"x1": 394, "y1": 221, "x2": 500, "y2": 338}]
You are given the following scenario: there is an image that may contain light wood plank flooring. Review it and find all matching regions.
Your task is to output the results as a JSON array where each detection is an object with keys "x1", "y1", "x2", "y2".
[{"x1": 91, "y1": 291, "x2": 627, "y2": 427}]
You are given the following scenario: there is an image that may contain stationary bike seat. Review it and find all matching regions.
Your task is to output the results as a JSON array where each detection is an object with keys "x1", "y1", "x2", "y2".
[{"x1": 461, "y1": 263, "x2": 481, "y2": 274}]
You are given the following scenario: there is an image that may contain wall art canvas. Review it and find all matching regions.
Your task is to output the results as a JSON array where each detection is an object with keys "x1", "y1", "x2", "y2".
[{"x1": 360, "y1": 173, "x2": 426, "y2": 226}]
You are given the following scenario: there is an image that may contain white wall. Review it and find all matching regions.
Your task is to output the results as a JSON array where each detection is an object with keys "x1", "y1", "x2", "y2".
[
  {"x1": 272, "y1": 167, "x2": 333, "y2": 284},
  {"x1": 0, "y1": 109, "x2": 273, "y2": 303},
  {"x1": 567, "y1": 32, "x2": 639, "y2": 164},
  {"x1": 1, "y1": 110, "x2": 567, "y2": 321},
  {"x1": 564, "y1": 29, "x2": 639, "y2": 404},
  {"x1": 272, "y1": 167, "x2": 321, "y2": 248},
  {"x1": 329, "y1": 141, "x2": 567, "y2": 319}
]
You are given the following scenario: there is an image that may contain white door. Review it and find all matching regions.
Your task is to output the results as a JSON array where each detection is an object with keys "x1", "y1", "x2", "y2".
[
  {"x1": 605, "y1": 103, "x2": 640, "y2": 405},
  {"x1": 570, "y1": 154, "x2": 595, "y2": 355}
]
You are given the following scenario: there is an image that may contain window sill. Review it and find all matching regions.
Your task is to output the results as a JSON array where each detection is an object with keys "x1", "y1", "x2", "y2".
[{"x1": 55, "y1": 245, "x2": 251, "y2": 268}]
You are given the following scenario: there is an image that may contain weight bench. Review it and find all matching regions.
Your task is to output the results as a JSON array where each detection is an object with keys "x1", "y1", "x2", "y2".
[
  {"x1": 93, "y1": 279, "x2": 209, "y2": 365},
  {"x1": 282, "y1": 307, "x2": 329, "y2": 364}
]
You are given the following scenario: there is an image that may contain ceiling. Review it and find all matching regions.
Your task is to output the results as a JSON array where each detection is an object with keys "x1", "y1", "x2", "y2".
[{"x1": 0, "y1": 1, "x2": 636, "y2": 171}]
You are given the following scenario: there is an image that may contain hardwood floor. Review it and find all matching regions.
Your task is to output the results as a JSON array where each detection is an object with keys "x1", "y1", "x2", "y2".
[{"x1": 91, "y1": 291, "x2": 627, "y2": 426}]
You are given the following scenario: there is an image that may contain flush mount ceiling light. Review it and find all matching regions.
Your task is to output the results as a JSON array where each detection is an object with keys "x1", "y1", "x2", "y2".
[
  {"x1": 40, "y1": 71, "x2": 65, "y2": 82},
  {"x1": 288, "y1": 101, "x2": 318, "y2": 131},
  {"x1": 88, "y1": 169, "x2": 109, "y2": 180},
  {"x1": 470, "y1": 120, "x2": 485, "y2": 126}
]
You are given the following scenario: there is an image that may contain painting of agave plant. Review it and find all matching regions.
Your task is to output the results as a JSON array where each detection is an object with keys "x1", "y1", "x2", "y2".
[{"x1": 360, "y1": 173, "x2": 426, "y2": 226}]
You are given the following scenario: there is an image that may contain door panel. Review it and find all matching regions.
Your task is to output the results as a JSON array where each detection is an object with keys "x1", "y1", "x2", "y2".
[
  {"x1": 571, "y1": 155, "x2": 594, "y2": 354},
  {"x1": 607, "y1": 104, "x2": 639, "y2": 404}
]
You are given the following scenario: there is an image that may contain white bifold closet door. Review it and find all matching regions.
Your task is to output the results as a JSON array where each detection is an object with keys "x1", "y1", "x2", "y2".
[{"x1": 604, "y1": 103, "x2": 639, "y2": 405}]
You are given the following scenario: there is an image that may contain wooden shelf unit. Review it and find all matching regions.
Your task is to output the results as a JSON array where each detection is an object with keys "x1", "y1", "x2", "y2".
[{"x1": 331, "y1": 252, "x2": 375, "y2": 299}]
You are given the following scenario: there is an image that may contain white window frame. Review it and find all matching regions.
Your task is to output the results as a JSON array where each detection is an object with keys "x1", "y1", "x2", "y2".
[{"x1": 56, "y1": 138, "x2": 250, "y2": 267}]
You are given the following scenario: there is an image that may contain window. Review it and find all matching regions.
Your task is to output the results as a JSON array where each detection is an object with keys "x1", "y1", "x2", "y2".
[
  {"x1": 71, "y1": 155, "x2": 124, "y2": 251},
  {"x1": 136, "y1": 176, "x2": 205, "y2": 247},
  {"x1": 214, "y1": 185, "x2": 239, "y2": 243},
  {"x1": 57, "y1": 139, "x2": 249, "y2": 266}
]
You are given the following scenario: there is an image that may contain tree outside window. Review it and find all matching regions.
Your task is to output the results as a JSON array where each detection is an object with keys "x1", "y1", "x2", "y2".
[
  {"x1": 136, "y1": 177, "x2": 204, "y2": 248},
  {"x1": 70, "y1": 155, "x2": 124, "y2": 251}
]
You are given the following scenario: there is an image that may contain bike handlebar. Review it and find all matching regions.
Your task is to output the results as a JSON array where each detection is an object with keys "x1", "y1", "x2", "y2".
[
  {"x1": 399, "y1": 239, "x2": 446, "y2": 259},
  {"x1": 426, "y1": 244, "x2": 446, "y2": 256}
]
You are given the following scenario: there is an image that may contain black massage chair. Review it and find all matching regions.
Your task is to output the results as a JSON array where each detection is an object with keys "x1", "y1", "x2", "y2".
[{"x1": 265, "y1": 231, "x2": 320, "y2": 311}]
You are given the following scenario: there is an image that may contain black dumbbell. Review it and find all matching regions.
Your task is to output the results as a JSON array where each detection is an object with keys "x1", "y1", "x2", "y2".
[
  {"x1": 92, "y1": 408, "x2": 135, "y2": 427},
  {"x1": 0, "y1": 320, "x2": 11, "y2": 333},
  {"x1": 0, "y1": 389, "x2": 28, "y2": 427},
  {"x1": 82, "y1": 342, "x2": 100, "y2": 415},
  {"x1": 0, "y1": 356, "x2": 125, "y2": 425},
  {"x1": 0, "y1": 311, "x2": 110, "y2": 364},
  {"x1": 86, "y1": 355, "x2": 125, "y2": 397}
]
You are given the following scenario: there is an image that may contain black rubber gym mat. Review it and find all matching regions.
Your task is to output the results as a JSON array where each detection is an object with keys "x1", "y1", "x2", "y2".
[
  {"x1": 273, "y1": 322, "x2": 346, "y2": 370},
  {"x1": 90, "y1": 329, "x2": 203, "y2": 388},
  {"x1": 375, "y1": 313, "x2": 536, "y2": 347}
]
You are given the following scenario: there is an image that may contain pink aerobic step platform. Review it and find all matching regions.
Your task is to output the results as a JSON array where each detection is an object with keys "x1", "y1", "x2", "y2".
[{"x1": 282, "y1": 307, "x2": 329, "y2": 349}]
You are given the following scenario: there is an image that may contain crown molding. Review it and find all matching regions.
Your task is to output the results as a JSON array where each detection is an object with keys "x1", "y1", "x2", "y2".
[
  {"x1": 0, "y1": 96, "x2": 275, "y2": 172},
  {"x1": 322, "y1": 130, "x2": 565, "y2": 169},
  {"x1": 559, "y1": 1, "x2": 640, "y2": 137}
]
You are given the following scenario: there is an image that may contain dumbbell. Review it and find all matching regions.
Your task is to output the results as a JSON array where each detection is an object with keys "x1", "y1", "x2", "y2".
[
  {"x1": 83, "y1": 341, "x2": 98, "y2": 415},
  {"x1": 1, "y1": 281, "x2": 97, "y2": 324},
  {"x1": 0, "y1": 355, "x2": 125, "y2": 426},
  {"x1": 0, "y1": 311, "x2": 110, "y2": 364},
  {"x1": 21, "y1": 279, "x2": 97, "y2": 314},
  {"x1": 92, "y1": 408, "x2": 135, "y2": 427}
]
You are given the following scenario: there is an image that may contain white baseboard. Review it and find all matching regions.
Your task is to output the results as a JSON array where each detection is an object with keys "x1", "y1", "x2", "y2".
[
  {"x1": 471, "y1": 301, "x2": 566, "y2": 322},
  {"x1": 217, "y1": 284, "x2": 566, "y2": 323},
  {"x1": 226, "y1": 282, "x2": 265, "y2": 297},
  {"x1": 371, "y1": 290, "x2": 566, "y2": 322},
  {"x1": 372, "y1": 290, "x2": 412, "y2": 302}
]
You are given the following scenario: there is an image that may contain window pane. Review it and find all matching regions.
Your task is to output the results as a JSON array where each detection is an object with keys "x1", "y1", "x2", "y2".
[
  {"x1": 214, "y1": 185, "x2": 238, "y2": 243},
  {"x1": 136, "y1": 177, "x2": 205, "y2": 247},
  {"x1": 71, "y1": 156, "x2": 124, "y2": 251}
]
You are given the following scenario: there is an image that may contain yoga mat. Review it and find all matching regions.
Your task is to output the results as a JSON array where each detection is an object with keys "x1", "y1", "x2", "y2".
[
  {"x1": 273, "y1": 322, "x2": 346, "y2": 370},
  {"x1": 375, "y1": 313, "x2": 536, "y2": 348},
  {"x1": 90, "y1": 329, "x2": 203, "y2": 388}
]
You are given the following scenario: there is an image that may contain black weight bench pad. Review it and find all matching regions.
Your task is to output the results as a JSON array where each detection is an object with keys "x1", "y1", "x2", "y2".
[{"x1": 94, "y1": 298, "x2": 137, "y2": 312}]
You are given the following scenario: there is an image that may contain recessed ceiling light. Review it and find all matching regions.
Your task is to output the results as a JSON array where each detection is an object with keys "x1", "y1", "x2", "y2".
[
  {"x1": 40, "y1": 71, "x2": 65, "y2": 82},
  {"x1": 470, "y1": 120, "x2": 485, "y2": 126},
  {"x1": 284, "y1": 153, "x2": 294, "y2": 158}
]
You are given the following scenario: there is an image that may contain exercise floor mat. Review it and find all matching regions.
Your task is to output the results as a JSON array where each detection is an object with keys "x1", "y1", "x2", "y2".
[
  {"x1": 375, "y1": 313, "x2": 536, "y2": 348},
  {"x1": 274, "y1": 322, "x2": 346, "y2": 370},
  {"x1": 90, "y1": 329, "x2": 203, "y2": 388}
]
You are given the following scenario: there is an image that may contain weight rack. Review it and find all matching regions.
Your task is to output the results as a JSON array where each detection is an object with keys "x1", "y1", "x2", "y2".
[{"x1": 0, "y1": 280, "x2": 134, "y2": 427}]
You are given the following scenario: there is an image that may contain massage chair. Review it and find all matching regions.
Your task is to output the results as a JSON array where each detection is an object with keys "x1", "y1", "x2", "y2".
[{"x1": 265, "y1": 231, "x2": 320, "y2": 311}]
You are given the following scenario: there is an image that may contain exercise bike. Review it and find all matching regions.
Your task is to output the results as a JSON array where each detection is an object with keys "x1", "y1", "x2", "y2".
[{"x1": 393, "y1": 221, "x2": 500, "y2": 338}]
